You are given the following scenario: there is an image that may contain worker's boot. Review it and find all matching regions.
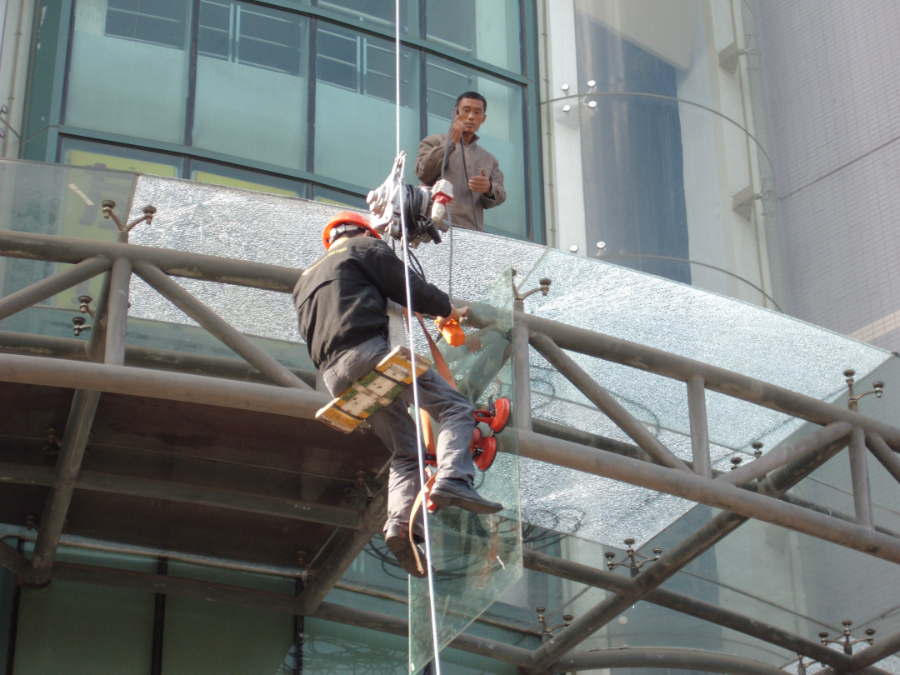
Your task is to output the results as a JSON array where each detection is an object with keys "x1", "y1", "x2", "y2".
[
  {"x1": 385, "y1": 526, "x2": 427, "y2": 578},
  {"x1": 430, "y1": 478, "x2": 503, "y2": 515}
]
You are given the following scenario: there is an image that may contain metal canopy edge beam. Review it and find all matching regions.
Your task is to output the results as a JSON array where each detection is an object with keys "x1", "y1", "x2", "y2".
[
  {"x1": 0, "y1": 230, "x2": 300, "y2": 292},
  {"x1": 521, "y1": 315, "x2": 900, "y2": 447},
  {"x1": 0, "y1": 352, "x2": 328, "y2": 418},
  {"x1": 517, "y1": 430, "x2": 900, "y2": 564},
  {"x1": 522, "y1": 549, "x2": 850, "y2": 670},
  {"x1": 547, "y1": 647, "x2": 789, "y2": 675}
]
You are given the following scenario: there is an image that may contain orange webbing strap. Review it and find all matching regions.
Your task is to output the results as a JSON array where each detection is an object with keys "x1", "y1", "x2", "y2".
[
  {"x1": 409, "y1": 470, "x2": 438, "y2": 575},
  {"x1": 402, "y1": 309, "x2": 461, "y2": 574},
  {"x1": 414, "y1": 311, "x2": 457, "y2": 390}
]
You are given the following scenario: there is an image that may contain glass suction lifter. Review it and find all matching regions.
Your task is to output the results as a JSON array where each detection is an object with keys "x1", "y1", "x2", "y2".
[{"x1": 367, "y1": 152, "x2": 455, "y2": 249}]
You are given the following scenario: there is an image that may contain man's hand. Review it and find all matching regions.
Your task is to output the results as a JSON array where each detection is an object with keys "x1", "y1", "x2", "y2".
[
  {"x1": 449, "y1": 115, "x2": 466, "y2": 144},
  {"x1": 468, "y1": 168, "x2": 492, "y2": 195},
  {"x1": 437, "y1": 304, "x2": 469, "y2": 330}
]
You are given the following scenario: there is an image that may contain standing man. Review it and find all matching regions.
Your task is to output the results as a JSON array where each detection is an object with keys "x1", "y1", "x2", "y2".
[
  {"x1": 293, "y1": 211, "x2": 503, "y2": 577},
  {"x1": 416, "y1": 92, "x2": 506, "y2": 232}
]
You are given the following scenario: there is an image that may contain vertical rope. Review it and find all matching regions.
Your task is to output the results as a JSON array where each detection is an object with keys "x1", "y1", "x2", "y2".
[{"x1": 395, "y1": 2, "x2": 443, "y2": 673}]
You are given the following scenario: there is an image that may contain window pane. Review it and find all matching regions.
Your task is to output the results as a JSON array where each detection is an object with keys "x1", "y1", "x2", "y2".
[
  {"x1": 425, "y1": 55, "x2": 527, "y2": 239},
  {"x1": 425, "y1": 0, "x2": 521, "y2": 74},
  {"x1": 313, "y1": 184, "x2": 367, "y2": 208},
  {"x1": 66, "y1": 0, "x2": 189, "y2": 143},
  {"x1": 317, "y1": 0, "x2": 416, "y2": 37},
  {"x1": 161, "y1": 563, "x2": 294, "y2": 675},
  {"x1": 191, "y1": 2, "x2": 309, "y2": 170},
  {"x1": 191, "y1": 159, "x2": 305, "y2": 197},
  {"x1": 13, "y1": 550, "x2": 156, "y2": 675},
  {"x1": 314, "y1": 24, "x2": 419, "y2": 189},
  {"x1": 61, "y1": 137, "x2": 183, "y2": 177}
]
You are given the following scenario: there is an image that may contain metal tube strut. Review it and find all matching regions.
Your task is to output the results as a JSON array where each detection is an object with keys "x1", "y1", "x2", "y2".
[
  {"x1": 521, "y1": 549, "x2": 850, "y2": 670},
  {"x1": 718, "y1": 421, "x2": 851, "y2": 486},
  {"x1": 866, "y1": 432, "x2": 900, "y2": 484},
  {"x1": 526, "y1": 432, "x2": 851, "y2": 670},
  {"x1": 293, "y1": 487, "x2": 388, "y2": 616},
  {"x1": 134, "y1": 262, "x2": 310, "y2": 390},
  {"x1": 519, "y1": 430, "x2": 899, "y2": 564},
  {"x1": 0, "y1": 255, "x2": 111, "y2": 320},
  {"x1": 520, "y1": 313, "x2": 900, "y2": 448},
  {"x1": 849, "y1": 426, "x2": 875, "y2": 529},
  {"x1": 529, "y1": 332, "x2": 691, "y2": 473},
  {"x1": 548, "y1": 647, "x2": 788, "y2": 675},
  {"x1": 687, "y1": 374, "x2": 711, "y2": 478},
  {"x1": 104, "y1": 257, "x2": 132, "y2": 366},
  {"x1": 0, "y1": 230, "x2": 299, "y2": 292},
  {"x1": 0, "y1": 352, "x2": 327, "y2": 420},
  {"x1": 29, "y1": 389, "x2": 101, "y2": 583}
]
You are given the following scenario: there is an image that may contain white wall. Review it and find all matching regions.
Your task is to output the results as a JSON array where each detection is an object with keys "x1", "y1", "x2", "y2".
[{"x1": 0, "y1": 0, "x2": 36, "y2": 158}]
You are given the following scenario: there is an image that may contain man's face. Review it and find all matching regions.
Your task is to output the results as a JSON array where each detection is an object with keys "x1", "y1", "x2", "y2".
[{"x1": 455, "y1": 98, "x2": 486, "y2": 135}]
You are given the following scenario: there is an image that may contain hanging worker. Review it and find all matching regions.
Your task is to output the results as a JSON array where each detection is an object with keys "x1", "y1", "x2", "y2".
[
  {"x1": 415, "y1": 92, "x2": 506, "y2": 232},
  {"x1": 292, "y1": 211, "x2": 503, "y2": 577}
]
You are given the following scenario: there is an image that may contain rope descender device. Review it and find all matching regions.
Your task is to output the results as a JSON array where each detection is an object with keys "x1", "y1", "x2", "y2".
[{"x1": 367, "y1": 152, "x2": 455, "y2": 249}]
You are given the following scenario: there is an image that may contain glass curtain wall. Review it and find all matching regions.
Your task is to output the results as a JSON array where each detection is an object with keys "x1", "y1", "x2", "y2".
[
  {"x1": 55, "y1": 0, "x2": 538, "y2": 241},
  {"x1": 542, "y1": 0, "x2": 781, "y2": 307}
]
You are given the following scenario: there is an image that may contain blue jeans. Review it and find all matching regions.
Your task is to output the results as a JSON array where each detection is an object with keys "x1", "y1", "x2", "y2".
[{"x1": 323, "y1": 336, "x2": 476, "y2": 538}]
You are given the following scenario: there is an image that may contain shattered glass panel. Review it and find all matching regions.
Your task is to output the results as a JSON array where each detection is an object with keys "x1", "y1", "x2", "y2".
[
  {"x1": 409, "y1": 270, "x2": 522, "y2": 674},
  {"x1": 115, "y1": 173, "x2": 890, "y2": 548}
]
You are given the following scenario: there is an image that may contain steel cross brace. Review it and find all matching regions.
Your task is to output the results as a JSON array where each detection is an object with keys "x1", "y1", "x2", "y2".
[{"x1": 523, "y1": 430, "x2": 853, "y2": 671}]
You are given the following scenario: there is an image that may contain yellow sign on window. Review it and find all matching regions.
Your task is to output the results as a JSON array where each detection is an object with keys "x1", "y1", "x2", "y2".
[{"x1": 193, "y1": 171, "x2": 299, "y2": 198}]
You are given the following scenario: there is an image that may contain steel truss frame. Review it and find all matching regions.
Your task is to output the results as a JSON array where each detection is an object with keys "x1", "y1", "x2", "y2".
[{"x1": 0, "y1": 229, "x2": 898, "y2": 672}]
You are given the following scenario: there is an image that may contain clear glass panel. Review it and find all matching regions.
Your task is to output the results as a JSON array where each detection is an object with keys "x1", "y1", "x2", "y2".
[
  {"x1": 425, "y1": 55, "x2": 526, "y2": 239},
  {"x1": 65, "y1": 0, "x2": 190, "y2": 143},
  {"x1": 192, "y1": 2, "x2": 310, "y2": 169},
  {"x1": 190, "y1": 159, "x2": 306, "y2": 197},
  {"x1": 0, "y1": 158, "x2": 137, "y2": 339},
  {"x1": 314, "y1": 23, "x2": 419, "y2": 189},
  {"x1": 409, "y1": 269, "x2": 522, "y2": 674},
  {"x1": 425, "y1": 0, "x2": 522, "y2": 74},
  {"x1": 317, "y1": 0, "x2": 417, "y2": 37}
]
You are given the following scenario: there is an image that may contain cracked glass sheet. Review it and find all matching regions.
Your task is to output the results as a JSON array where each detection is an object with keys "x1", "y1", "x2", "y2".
[
  {"x1": 408, "y1": 270, "x2": 522, "y2": 675},
  {"x1": 515, "y1": 249, "x2": 890, "y2": 546},
  {"x1": 0, "y1": 160, "x2": 136, "y2": 323},
  {"x1": 122, "y1": 176, "x2": 891, "y2": 549}
]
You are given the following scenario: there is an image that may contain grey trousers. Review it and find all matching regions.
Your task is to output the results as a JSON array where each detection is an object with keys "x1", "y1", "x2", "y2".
[{"x1": 323, "y1": 336, "x2": 476, "y2": 538}]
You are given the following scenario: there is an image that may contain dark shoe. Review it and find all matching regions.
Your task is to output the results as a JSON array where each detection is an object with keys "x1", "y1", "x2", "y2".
[
  {"x1": 430, "y1": 478, "x2": 503, "y2": 515},
  {"x1": 385, "y1": 528, "x2": 426, "y2": 578}
]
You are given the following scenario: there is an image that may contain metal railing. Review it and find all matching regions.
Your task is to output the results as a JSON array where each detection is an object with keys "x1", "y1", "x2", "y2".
[{"x1": 0, "y1": 224, "x2": 898, "y2": 674}]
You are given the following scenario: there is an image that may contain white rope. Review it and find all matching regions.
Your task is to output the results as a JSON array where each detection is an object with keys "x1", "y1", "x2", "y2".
[{"x1": 395, "y1": 2, "x2": 443, "y2": 673}]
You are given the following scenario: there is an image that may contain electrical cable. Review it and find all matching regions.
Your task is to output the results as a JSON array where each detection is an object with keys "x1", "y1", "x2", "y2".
[{"x1": 394, "y1": 2, "x2": 442, "y2": 673}]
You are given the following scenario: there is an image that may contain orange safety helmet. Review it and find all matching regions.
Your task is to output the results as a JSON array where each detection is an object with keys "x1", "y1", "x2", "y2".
[{"x1": 322, "y1": 211, "x2": 382, "y2": 250}]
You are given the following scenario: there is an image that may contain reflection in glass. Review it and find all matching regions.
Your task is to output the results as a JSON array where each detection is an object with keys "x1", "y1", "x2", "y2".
[
  {"x1": 425, "y1": 55, "x2": 526, "y2": 240},
  {"x1": 66, "y1": 0, "x2": 190, "y2": 143},
  {"x1": 314, "y1": 23, "x2": 419, "y2": 189},
  {"x1": 425, "y1": 0, "x2": 521, "y2": 74},
  {"x1": 409, "y1": 270, "x2": 522, "y2": 674},
  {"x1": 192, "y1": 2, "x2": 309, "y2": 169},
  {"x1": 574, "y1": 6, "x2": 689, "y2": 283},
  {"x1": 61, "y1": 137, "x2": 183, "y2": 177}
]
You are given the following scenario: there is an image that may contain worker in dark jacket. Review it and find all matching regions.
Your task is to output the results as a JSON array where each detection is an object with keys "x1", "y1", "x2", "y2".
[{"x1": 293, "y1": 211, "x2": 502, "y2": 576}]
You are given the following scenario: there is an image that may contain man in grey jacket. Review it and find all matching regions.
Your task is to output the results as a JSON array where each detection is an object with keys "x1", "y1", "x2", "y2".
[{"x1": 415, "y1": 92, "x2": 506, "y2": 232}]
